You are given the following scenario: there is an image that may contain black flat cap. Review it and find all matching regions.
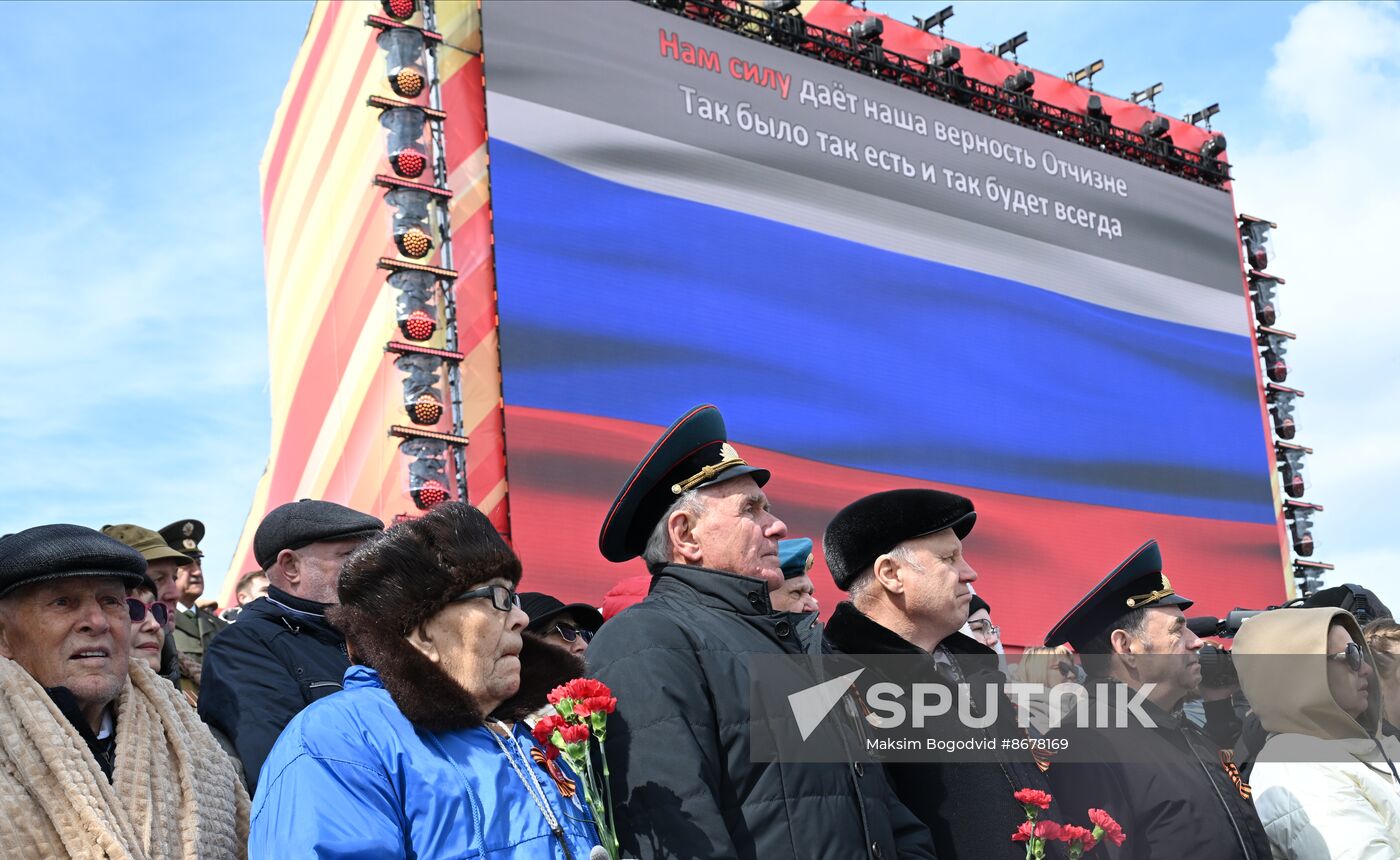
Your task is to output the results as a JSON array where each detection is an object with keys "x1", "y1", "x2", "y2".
[
  {"x1": 599, "y1": 405, "x2": 769, "y2": 563},
  {"x1": 969, "y1": 594, "x2": 991, "y2": 616},
  {"x1": 520, "y1": 592, "x2": 604, "y2": 635},
  {"x1": 0, "y1": 524, "x2": 147, "y2": 599},
  {"x1": 1044, "y1": 539, "x2": 1194, "y2": 652},
  {"x1": 254, "y1": 500, "x2": 384, "y2": 570},
  {"x1": 159, "y1": 519, "x2": 205, "y2": 559},
  {"x1": 823, "y1": 489, "x2": 976, "y2": 590}
]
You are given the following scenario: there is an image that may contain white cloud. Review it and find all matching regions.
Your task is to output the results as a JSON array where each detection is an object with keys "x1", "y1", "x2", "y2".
[{"x1": 1232, "y1": 1, "x2": 1400, "y2": 585}]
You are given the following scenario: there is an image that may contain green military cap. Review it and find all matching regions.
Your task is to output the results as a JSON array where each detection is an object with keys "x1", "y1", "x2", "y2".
[
  {"x1": 158, "y1": 519, "x2": 205, "y2": 559},
  {"x1": 102, "y1": 524, "x2": 194, "y2": 566}
]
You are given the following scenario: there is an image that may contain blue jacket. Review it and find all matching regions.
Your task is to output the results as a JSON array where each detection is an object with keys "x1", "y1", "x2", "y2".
[{"x1": 250, "y1": 665, "x2": 600, "y2": 859}]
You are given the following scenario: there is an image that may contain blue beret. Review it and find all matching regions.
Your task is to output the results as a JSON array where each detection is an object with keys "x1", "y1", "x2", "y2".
[{"x1": 779, "y1": 538, "x2": 814, "y2": 580}]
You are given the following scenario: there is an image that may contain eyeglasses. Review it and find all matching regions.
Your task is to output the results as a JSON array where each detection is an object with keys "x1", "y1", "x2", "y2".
[
  {"x1": 126, "y1": 598, "x2": 170, "y2": 628},
  {"x1": 1327, "y1": 641, "x2": 1366, "y2": 673},
  {"x1": 551, "y1": 623, "x2": 594, "y2": 644},
  {"x1": 1056, "y1": 661, "x2": 1077, "y2": 679},
  {"x1": 450, "y1": 584, "x2": 520, "y2": 613}
]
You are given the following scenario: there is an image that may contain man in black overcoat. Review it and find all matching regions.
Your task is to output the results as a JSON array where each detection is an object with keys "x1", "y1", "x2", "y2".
[{"x1": 586, "y1": 405, "x2": 935, "y2": 860}]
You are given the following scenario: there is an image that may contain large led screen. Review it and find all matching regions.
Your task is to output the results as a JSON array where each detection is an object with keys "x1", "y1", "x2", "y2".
[{"x1": 479, "y1": 0, "x2": 1285, "y2": 643}]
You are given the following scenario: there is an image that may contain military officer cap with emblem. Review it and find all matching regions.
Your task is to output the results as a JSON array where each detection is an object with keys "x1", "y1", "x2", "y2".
[
  {"x1": 1044, "y1": 539, "x2": 1193, "y2": 652},
  {"x1": 599, "y1": 404, "x2": 769, "y2": 563},
  {"x1": 778, "y1": 537, "x2": 815, "y2": 580},
  {"x1": 159, "y1": 519, "x2": 205, "y2": 560},
  {"x1": 823, "y1": 488, "x2": 976, "y2": 591}
]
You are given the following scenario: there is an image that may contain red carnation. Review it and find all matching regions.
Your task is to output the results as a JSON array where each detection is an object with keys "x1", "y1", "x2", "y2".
[
  {"x1": 559, "y1": 723, "x2": 590, "y2": 745},
  {"x1": 1012, "y1": 820, "x2": 1064, "y2": 842},
  {"x1": 1058, "y1": 824, "x2": 1098, "y2": 853},
  {"x1": 1014, "y1": 788, "x2": 1053, "y2": 810},
  {"x1": 549, "y1": 677, "x2": 613, "y2": 706},
  {"x1": 1088, "y1": 808, "x2": 1126, "y2": 846},
  {"x1": 532, "y1": 714, "x2": 564, "y2": 747}
]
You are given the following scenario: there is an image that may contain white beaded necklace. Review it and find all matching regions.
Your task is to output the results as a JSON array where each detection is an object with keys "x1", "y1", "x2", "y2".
[{"x1": 489, "y1": 720, "x2": 576, "y2": 860}]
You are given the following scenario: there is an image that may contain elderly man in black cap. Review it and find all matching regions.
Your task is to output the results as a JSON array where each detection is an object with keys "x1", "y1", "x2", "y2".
[
  {"x1": 587, "y1": 404, "x2": 934, "y2": 860},
  {"x1": 822, "y1": 488, "x2": 1060, "y2": 860},
  {"x1": 1043, "y1": 539, "x2": 1271, "y2": 859},
  {"x1": 159, "y1": 518, "x2": 229, "y2": 669},
  {"x1": 199, "y1": 498, "x2": 383, "y2": 792},
  {"x1": 0, "y1": 524, "x2": 248, "y2": 857}
]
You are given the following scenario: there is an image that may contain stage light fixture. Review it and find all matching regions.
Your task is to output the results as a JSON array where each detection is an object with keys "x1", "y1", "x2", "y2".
[
  {"x1": 1084, "y1": 94, "x2": 1110, "y2": 122},
  {"x1": 400, "y1": 437, "x2": 450, "y2": 510},
  {"x1": 1004, "y1": 69, "x2": 1034, "y2": 94},
  {"x1": 1248, "y1": 271, "x2": 1284, "y2": 327},
  {"x1": 1200, "y1": 134, "x2": 1228, "y2": 162},
  {"x1": 1067, "y1": 59, "x2": 1104, "y2": 89},
  {"x1": 928, "y1": 44, "x2": 961, "y2": 70},
  {"x1": 378, "y1": 27, "x2": 427, "y2": 100},
  {"x1": 1275, "y1": 441, "x2": 1311, "y2": 498},
  {"x1": 387, "y1": 270, "x2": 439, "y2": 341},
  {"x1": 1239, "y1": 214, "x2": 1276, "y2": 271},
  {"x1": 913, "y1": 5, "x2": 954, "y2": 34},
  {"x1": 1284, "y1": 500, "x2": 1322, "y2": 557},
  {"x1": 395, "y1": 353, "x2": 447, "y2": 432},
  {"x1": 385, "y1": 187, "x2": 435, "y2": 260},
  {"x1": 994, "y1": 32, "x2": 1027, "y2": 60},
  {"x1": 1257, "y1": 325, "x2": 1294, "y2": 383},
  {"x1": 380, "y1": 106, "x2": 428, "y2": 179},
  {"x1": 1293, "y1": 559, "x2": 1333, "y2": 597},
  {"x1": 1129, "y1": 83, "x2": 1163, "y2": 107},
  {"x1": 1265, "y1": 382, "x2": 1303, "y2": 440},
  {"x1": 849, "y1": 17, "x2": 884, "y2": 42},
  {"x1": 381, "y1": 0, "x2": 416, "y2": 21},
  {"x1": 1141, "y1": 116, "x2": 1170, "y2": 138},
  {"x1": 1184, "y1": 103, "x2": 1220, "y2": 127}
]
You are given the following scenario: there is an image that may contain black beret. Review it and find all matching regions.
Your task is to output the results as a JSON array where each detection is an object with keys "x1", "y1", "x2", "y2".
[
  {"x1": 969, "y1": 594, "x2": 991, "y2": 616},
  {"x1": 599, "y1": 405, "x2": 769, "y2": 563},
  {"x1": 254, "y1": 500, "x2": 384, "y2": 570},
  {"x1": 823, "y1": 489, "x2": 976, "y2": 590},
  {"x1": 519, "y1": 592, "x2": 604, "y2": 635},
  {"x1": 0, "y1": 524, "x2": 147, "y2": 599},
  {"x1": 1044, "y1": 539, "x2": 1194, "y2": 652}
]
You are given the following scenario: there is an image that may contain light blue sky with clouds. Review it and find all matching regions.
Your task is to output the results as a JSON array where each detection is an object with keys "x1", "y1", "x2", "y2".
[{"x1": 1, "y1": 1, "x2": 1396, "y2": 605}]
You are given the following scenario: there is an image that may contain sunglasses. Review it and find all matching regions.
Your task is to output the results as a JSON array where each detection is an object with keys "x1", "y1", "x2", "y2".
[
  {"x1": 1056, "y1": 661, "x2": 1077, "y2": 679},
  {"x1": 126, "y1": 598, "x2": 170, "y2": 628},
  {"x1": 450, "y1": 584, "x2": 520, "y2": 613},
  {"x1": 1327, "y1": 641, "x2": 1366, "y2": 673},
  {"x1": 968, "y1": 621, "x2": 1000, "y2": 637},
  {"x1": 550, "y1": 623, "x2": 594, "y2": 644}
]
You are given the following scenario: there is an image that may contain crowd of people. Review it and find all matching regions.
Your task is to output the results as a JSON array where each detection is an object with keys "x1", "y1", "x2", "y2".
[{"x1": 0, "y1": 402, "x2": 1395, "y2": 859}]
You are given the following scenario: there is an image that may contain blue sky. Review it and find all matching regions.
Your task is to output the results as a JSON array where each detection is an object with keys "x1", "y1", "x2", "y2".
[{"x1": 1, "y1": 1, "x2": 1395, "y2": 605}]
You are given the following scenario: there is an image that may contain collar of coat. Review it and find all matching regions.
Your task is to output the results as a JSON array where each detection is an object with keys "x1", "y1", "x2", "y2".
[
  {"x1": 329, "y1": 604, "x2": 585, "y2": 732},
  {"x1": 824, "y1": 600, "x2": 991, "y2": 658},
  {"x1": 651, "y1": 564, "x2": 777, "y2": 615}
]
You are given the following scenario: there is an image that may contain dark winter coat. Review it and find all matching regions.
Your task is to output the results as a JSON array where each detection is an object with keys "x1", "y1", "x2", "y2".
[
  {"x1": 824, "y1": 601, "x2": 1061, "y2": 860},
  {"x1": 197, "y1": 587, "x2": 350, "y2": 794},
  {"x1": 586, "y1": 564, "x2": 935, "y2": 860},
  {"x1": 1047, "y1": 683, "x2": 1272, "y2": 860}
]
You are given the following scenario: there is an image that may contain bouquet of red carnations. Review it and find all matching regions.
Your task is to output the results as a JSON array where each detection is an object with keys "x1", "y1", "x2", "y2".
[
  {"x1": 533, "y1": 678, "x2": 621, "y2": 859},
  {"x1": 1011, "y1": 788, "x2": 1126, "y2": 860}
]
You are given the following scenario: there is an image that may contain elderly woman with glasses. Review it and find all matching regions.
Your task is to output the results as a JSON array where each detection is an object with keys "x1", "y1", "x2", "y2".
[
  {"x1": 1234, "y1": 607, "x2": 1400, "y2": 859},
  {"x1": 249, "y1": 503, "x2": 600, "y2": 859}
]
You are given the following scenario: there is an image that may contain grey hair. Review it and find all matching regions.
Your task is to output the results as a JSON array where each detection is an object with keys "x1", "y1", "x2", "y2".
[
  {"x1": 849, "y1": 542, "x2": 924, "y2": 604},
  {"x1": 641, "y1": 490, "x2": 707, "y2": 567}
]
